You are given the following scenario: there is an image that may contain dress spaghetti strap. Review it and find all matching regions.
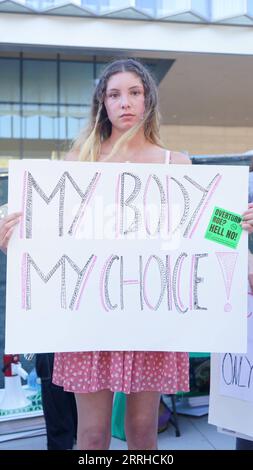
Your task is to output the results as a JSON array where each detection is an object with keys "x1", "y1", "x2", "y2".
[{"x1": 164, "y1": 150, "x2": 171, "y2": 164}]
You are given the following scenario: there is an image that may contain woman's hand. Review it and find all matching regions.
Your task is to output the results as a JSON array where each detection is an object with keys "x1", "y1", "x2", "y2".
[
  {"x1": 0, "y1": 212, "x2": 22, "y2": 255},
  {"x1": 242, "y1": 203, "x2": 253, "y2": 233}
]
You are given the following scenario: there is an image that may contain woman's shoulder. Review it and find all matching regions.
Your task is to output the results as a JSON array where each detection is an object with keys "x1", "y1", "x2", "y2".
[
  {"x1": 64, "y1": 150, "x2": 79, "y2": 161},
  {"x1": 169, "y1": 150, "x2": 191, "y2": 165}
]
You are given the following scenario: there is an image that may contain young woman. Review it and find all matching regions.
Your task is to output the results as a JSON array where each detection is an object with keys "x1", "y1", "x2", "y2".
[
  {"x1": 55, "y1": 59, "x2": 190, "y2": 451},
  {"x1": 1, "y1": 59, "x2": 253, "y2": 450}
]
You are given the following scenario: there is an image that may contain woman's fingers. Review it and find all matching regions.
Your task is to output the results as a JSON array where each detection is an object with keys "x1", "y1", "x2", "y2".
[
  {"x1": 6, "y1": 217, "x2": 20, "y2": 230},
  {"x1": 0, "y1": 213, "x2": 22, "y2": 252},
  {"x1": 242, "y1": 206, "x2": 253, "y2": 232},
  {"x1": 2, "y1": 226, "x2": 16, "y2": 246},
  {"x1": 0, "y1": 217, "x2": 20, "y2": 232},
  {"x1": 0, "y1": 213, "x2": 22, "y2": 230},
  {"x1": 242, "y1": 204, "x2": 253, "y2": 217},
  {"x1": 242, "y1": 213, "x2": 253, "y2": 222},
  {"x1": 4, "y1": 212, "x2": 22, "y2": 223},
  {"x1": 242, "y1": 222, "x2": 253, "y2": 233},
  {"x1": 0, "y1": 219, "x2": 20, "y2": 241},
  {"x1": 0, "y1": 227, "x2": 15, "y2": 253}
]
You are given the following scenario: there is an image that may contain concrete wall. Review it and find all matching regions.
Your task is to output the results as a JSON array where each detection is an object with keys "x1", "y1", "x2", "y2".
[
  {"x1": 1, "y1": 14, "x2": 253, "y2": 56},
  {"x1": 160, "y1": 125, "x2": 253, "y2": 155}
]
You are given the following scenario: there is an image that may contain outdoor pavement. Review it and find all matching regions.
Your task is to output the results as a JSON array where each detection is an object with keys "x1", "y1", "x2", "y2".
[{"x1": 0, "y1": 413, "x2": 235, "y2": 451}]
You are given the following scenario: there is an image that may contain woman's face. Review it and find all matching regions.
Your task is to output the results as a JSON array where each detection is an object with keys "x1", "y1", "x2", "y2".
[{"x1": 104, "y1": 71, "x2": 145, "y2": 132}]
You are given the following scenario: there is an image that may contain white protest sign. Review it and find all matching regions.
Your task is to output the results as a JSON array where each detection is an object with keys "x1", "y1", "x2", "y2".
[
  {"x1": 219, "y1": 292, "x2": 253, "y2": 403},
  {"x1": 209, "y1": 291, "x2": 253, "y2": 438},
  {"x1": 209, "y1": 352, "x2": 253, "y2": 438},
  {"x1": 5, "y1": 161, "x2": 248, "y2": 353},
  {"x1": 218, "y1": 427, "x2": 253, "y2": 442}
]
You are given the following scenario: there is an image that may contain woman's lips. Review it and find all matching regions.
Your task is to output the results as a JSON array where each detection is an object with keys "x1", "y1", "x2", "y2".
[{"x1": 120, "y1": 114, "x2": 135, "y2": 118}]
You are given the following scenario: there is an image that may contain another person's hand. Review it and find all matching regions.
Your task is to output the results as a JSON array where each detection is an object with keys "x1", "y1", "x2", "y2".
[
  {"x1": 248, "y1": 274, "x2": 253, "y2": 293},
  {"x1": 248, "y1": 251, "x2": 253, "y2": 293},
  {"x1": 242, "y1": 203, "x2": 253, "y2": 233},
  {"x1": 0, "y1": 212, "x2": 22, "y2": 255}
]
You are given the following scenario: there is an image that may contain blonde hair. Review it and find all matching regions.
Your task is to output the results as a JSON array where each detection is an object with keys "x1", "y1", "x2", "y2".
[{"x1": 72, "y1": 58, "x2": 164, "y2": 161}]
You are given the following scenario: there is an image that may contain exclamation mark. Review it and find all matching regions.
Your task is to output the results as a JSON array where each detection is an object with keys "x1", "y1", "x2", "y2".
[{"x1": 216, "y1": 252, "x2": 238, "y2": 312}]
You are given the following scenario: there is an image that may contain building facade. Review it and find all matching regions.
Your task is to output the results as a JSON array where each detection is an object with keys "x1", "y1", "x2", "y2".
[{"x1": 1, "y1": 0, "x2": 253, "y2": 163}]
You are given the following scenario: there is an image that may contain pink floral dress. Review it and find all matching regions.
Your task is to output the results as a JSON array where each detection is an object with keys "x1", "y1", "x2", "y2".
[{"x1": 53, "y1": 350, "x2": 189, "y2": 394}]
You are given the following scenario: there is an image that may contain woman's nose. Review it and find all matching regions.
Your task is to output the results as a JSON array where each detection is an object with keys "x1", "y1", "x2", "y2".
[{"x1": 120, "y1": 95, "x2": 130, "y2": 108}]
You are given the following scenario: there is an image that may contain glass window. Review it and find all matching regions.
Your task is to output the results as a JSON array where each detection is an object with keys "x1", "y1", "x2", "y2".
[
  {"x1": 23, "y1": 60, "x2": 57, "y2": 103},
  {"x1": 83, "y1": 0, "x2": 109, "y2": 9},
  {"x1": 22, "y1": 105, "x2": 39, "y2": 139},
  {"x1": 136, "y1": 0, "x2": 155, "y2": 9},
  {"x1": 22, "y1": 104, "x2": 58, "y2": 139},
  {"x1": 26, "y1": 0, "x2": 57, "y2": 9},
  {"x1": 99, "y1": 0, "x2": 122, "y2": 10},
  {"x1": 40, "y1": 105, "x2": 58, "y2": 140},
  {"x1": 60, "y1": 62, "x2": 93, "y2": 105},
  {"x1": 0, "y1": 56, "x2": 102, "y2": 160},
  {"x1": 0, "y1": 104, "x2": 20, "y2": 139},
  {"x1": 157, "y1": 0, "x2": 189, "y2": 16},
  {"x1": 95, "y1": 62, "x2": 107, "y2": 80},
  {"x1": 0, "y1": 59, "x2": 20, "y2": 102},
  {"x1": 59, "y1": 105, "x2": 88, "y2": 140}
]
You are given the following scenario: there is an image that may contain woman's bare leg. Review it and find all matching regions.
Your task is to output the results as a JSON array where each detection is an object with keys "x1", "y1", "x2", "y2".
[
  {"x1": 125, "y1": 391, "x2": 160, "y2": 450},
  {"x1": 75, "y1": 390, "x2": 114, "y2": 450}
]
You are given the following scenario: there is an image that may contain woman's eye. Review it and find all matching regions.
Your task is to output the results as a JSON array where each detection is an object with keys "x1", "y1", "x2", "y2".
[
  {"x1": 109, "y1": 93, "x2": 119, "y2": 99},
  {"x1": 131, "y1": 90, "x2": 140, "y2": 96}
]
